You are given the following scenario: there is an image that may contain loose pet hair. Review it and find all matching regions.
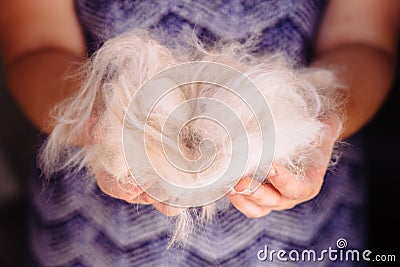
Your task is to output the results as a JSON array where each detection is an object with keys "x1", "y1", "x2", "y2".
[{"x1": 39, "y1": 30, "x2": 346, "y2": 246}]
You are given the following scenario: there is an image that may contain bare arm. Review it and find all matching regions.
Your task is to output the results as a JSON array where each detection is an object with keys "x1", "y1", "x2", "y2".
[
  {"x1": 0, "y1": 0, "x2": 87, "y2": 132},
  {"x1": 3, "y1": 1, "x2": 397, "y2": 147},
  {"x1": 2, "y1": 0, "x2": 399, "y2": 217},
  {"x1": 313, "y1": 0, "x2": 399, "y2": 138},
  {"x1": 229, "y1": 0, "x2": 400, "y2": 217},
  {"x1": 0, "y1": 1, "x2": 178, "y2": 213}
]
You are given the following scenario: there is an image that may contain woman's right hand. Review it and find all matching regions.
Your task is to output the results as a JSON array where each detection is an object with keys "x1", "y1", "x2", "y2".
[{"x1": 95, "y1": 169, "x2": 182, "y2": 216}]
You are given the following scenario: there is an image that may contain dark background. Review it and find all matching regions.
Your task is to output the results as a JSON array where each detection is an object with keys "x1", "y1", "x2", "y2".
[
  {"x1": 0, "y1": 53, "x2": 399, "y2": 266},
  {"x1": 364, "y1": 49, "x2": 400, "y2": 257}
]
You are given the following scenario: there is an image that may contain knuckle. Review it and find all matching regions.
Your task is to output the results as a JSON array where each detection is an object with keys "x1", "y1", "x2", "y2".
[
  {"x1": 97, "y1": 180, "x2": 114, "y2": 196},
  {"x1": 307, "y1": 187, "x2": 321, "y2": 201},
  {"x1": 304, "y1": 180, "x2": 323, "y2": 201},
  {"x1": 281, "y1": 201, "x2": 297, "y2": 210},
  {"x1": 287, "y1": 189, "x2": 303, "y2": 201},
  {"x1": 267, "y1": 196, "x2": 281, "y2": 207},
  {"x1": 270, "y1": 176, "x2": 287, "y2": 189}
]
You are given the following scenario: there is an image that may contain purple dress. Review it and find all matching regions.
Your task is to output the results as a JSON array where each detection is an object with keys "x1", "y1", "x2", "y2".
[{"x1": 29, "y1": 1, "x2": 368, "y2": 266}]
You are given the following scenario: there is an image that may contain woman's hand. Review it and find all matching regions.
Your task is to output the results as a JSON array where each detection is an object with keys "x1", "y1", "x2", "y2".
[
  {"x1": 95, "y1": 169, "x2": 183, "y2": 216},
  {"x1": 227, "y1": 0, "x2": 400, "y2": 219},
  {"x1": 227, "y1": 118, "x2": 341, "y2": 218},
  {"x1": 96, "y1": 117, "x2": 340, "y2": 218}
]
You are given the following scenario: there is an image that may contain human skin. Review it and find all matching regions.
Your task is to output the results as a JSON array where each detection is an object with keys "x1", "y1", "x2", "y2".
[{"x1": 0, "y1": 0, "x2": 399, "y2": 217}]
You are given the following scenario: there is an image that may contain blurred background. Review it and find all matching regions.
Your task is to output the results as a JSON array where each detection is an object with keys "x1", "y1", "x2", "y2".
[
  {"x1": 0, "y1": 61, "x2": 38, "y2": 266},
  {"x1": 0, "y1": 51, "x2": 399, "y2": 266}
]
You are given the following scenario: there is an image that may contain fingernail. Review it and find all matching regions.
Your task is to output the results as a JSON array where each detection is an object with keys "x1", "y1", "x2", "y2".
[
  {"x1": 229, "y1": 188, "x2": 252, "y2": 195},
  {"x1": 269, "y1": 166, "x2": 277, "y2": 177},
  {"x1": 234, "y1": 188, "x2": 252, "y2": 195},
  {"x1": 229, "y1": 189, "x2": 237, "y2": 195}
]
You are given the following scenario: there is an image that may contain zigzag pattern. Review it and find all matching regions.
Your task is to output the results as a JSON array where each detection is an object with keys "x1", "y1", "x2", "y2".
[
  {"x1": 30, "y1": 158, "x2": 366, "y2": 267},
  {"x1": 75, "y1": 0, "x2": 324, "y2": 64},
  {"x1": 30, "y1": 1, "x2": 367, "y2": 266}
]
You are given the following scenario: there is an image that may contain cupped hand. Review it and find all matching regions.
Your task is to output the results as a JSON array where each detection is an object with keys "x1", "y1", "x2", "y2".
[
  {"x1": 86, "y1": 113, "x2": 182, "y2": 217},
  {"x1": 227, "y1": 118, "x2": 341, "y2": 218},
  {"x1": 95, "y1": 169, "x2": 183, "y2": 216}
]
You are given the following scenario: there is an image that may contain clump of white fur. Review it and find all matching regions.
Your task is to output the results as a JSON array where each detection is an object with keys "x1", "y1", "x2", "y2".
[{"x1": 39, "y1": 30, "x2": 345, "y2": 246}]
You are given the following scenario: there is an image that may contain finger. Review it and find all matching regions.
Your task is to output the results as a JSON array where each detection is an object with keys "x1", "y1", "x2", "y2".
[
  {"x1": 153, "y1": 202, "x2": 183, "y2": 217},
  {"x1": 227, "y1": 194, "x2": 273, "y2": 218},
  {"x1": 267, "y1": 165, "x2": 322, "y2": 201},
  {"x1": 232, "y1": 178, "x2": 283, "y2": 208},
  {"x1": 129, "y1": 192, "x2": 158, "y2": 204},
  {"x1": 96, "y1": 171, "x2": 144, "y2": 202}
]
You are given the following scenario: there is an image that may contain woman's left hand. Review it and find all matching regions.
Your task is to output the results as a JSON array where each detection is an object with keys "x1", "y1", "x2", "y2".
[{"x1": 227, "y1": 118, "x2": 341, "y2": 218}]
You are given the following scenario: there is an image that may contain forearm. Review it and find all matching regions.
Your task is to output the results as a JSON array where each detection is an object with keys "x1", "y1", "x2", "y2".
[
  {"x1": 312, "y1": 44, "x2": 397, "y2": 139},
  {"x1": 4, "y1": 48, "x2": 85, "y2": 133}
]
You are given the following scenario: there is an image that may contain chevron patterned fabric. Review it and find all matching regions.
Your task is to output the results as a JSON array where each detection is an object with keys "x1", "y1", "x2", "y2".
[{"x1": 29, "y1": 1, "x2": 368, "y2": 266}]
